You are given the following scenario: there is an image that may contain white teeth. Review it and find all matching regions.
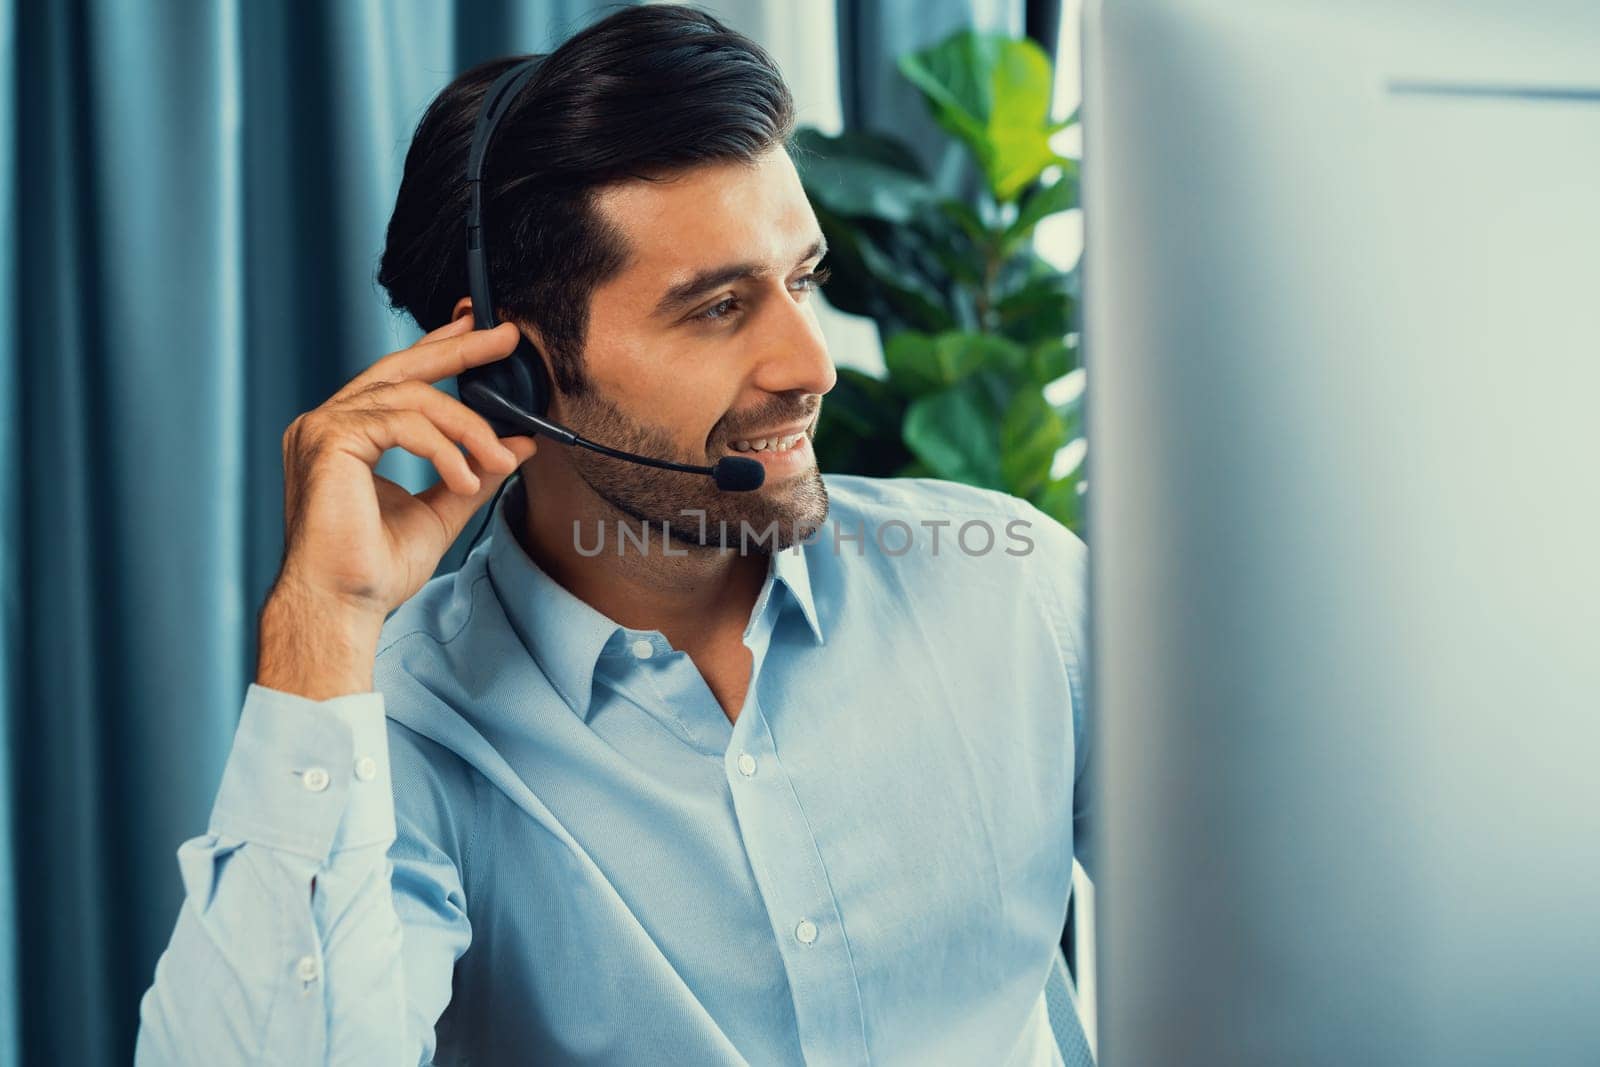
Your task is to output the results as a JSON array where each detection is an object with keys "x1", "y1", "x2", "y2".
[{"x1": 731, "y1": 433, "x2": 803, "y2": 454}]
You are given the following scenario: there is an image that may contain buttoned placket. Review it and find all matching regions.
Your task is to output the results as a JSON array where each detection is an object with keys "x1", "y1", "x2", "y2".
[
  {"x1": 720, "y1": 590, "x2": 870, "y2": 1064},
  {"x1": 597, "y1": 572, "x2": 869, "y2": 1061}
]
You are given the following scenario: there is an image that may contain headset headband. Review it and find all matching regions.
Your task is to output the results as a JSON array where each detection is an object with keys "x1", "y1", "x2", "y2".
[{"x1": 465, "y1": 56, "x2": 546, "y2": 332}]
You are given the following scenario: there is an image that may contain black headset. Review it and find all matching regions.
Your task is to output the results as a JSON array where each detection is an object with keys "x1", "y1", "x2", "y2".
[
  {"x1": 460, "y1": 57, "x2": 554, "y2": 431},
  {"x1": 454, "y1": 55, "x2": 764, "y2": 554}
]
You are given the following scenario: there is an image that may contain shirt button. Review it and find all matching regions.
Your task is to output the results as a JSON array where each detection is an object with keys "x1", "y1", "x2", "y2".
[
  {"x1": 737, "y1": 752, "x2": 757, "y2": 777},
  {"x1": 354, "y1": 756, "x2": 378, "y2": 782},
  {"x1": 296, "y1": 955, "x2": 321, "y2": 982},
  {"x1": 630, "y1": 638, "x2": 654, "y2": 659},
  {"x1": 795, "y1": 919, "x2": 818, "y2": 945},
  {"x1": 302, "y1": 767, "x2": 330, "y2": 793}
]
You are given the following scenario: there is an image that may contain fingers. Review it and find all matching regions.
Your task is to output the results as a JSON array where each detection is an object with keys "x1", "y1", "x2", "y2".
[
  {"x1": 415, "y1": 446, "x2": 521, "y2": 540},
  {"x1": 287, "y1": 382, "x2": 527, "y2": 501},
  {"x1": 332, "y1": 316, "x2": 469, "y2": 400},
  {"x1": 398, "y1": 320, "x2": 524, "y2": 383},
  {"x1": 339, "y1": 321, "x2": 523, "y2": 399},
  {"x1": 284, "y1": 315, "x2": 542, "y2": 546},
  {"x1": 415, "y1": 313, "x2": 474, "y2": 347},
  {"x1": 501, "y1": 434, "x2": 539, "y2": 465},
  {"x1": 310, "y1": 377, "x2": 518, "y2": 483},
  {"x1": 350, "y1": 408, "x2": 483, "y2": 496},
  {"x1": 365, "y1": 379, "x2": 519, "y2": 475}
]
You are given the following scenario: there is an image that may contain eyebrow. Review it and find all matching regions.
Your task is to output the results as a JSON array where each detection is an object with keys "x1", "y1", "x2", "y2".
[{"x1": 653, "y1": 235, "x2": 829, "y2": 318}]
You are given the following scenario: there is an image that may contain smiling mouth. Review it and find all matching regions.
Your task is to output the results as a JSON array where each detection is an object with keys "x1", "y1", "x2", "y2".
[{"x1": 726, "y1": 432, "x2": 808, "y2": 454}]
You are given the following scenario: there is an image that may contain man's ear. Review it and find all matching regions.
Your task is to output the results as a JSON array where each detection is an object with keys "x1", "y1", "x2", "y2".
[
  {"x1": 449, "y1": 295, "x2": 562, "y2": 415},
  {"x1": 449, "y1": 296, "x2": 547, "y2": 349}
]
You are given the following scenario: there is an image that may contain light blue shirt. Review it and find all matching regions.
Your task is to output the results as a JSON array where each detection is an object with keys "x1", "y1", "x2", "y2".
[{"x1": 136, "y1": 473, "x2": 1092, "y2": 1065}]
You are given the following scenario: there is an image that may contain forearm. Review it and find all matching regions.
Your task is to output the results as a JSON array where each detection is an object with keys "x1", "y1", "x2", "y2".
[{"x1": 255, "y1": 581, "x2": 385, "y2": 701}]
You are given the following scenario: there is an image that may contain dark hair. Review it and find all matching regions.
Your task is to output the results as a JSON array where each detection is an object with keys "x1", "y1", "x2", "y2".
[{"x1": 376, "y1": 4, "x2": 795, "y2": 396}]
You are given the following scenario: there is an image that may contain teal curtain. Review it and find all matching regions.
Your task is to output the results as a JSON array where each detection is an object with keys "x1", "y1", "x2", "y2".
[{"x1": 0, "y1": 1, "x2": 1053, "y2": 1063}]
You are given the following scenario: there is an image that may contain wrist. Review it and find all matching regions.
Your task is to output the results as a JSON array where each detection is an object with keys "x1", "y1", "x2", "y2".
[{"x1": 255, "y1": 581, "x2": 386, "y2": 701}]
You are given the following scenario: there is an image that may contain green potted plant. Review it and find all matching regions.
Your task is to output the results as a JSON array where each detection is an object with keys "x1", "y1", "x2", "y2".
[{"x1": 794, "y1": 28, "x2": 1086, "y2": 533}]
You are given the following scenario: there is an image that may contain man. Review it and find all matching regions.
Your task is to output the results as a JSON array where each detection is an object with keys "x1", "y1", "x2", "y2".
[{"x1": 136, "y1": 6, "x2": 1091, "y2": 1065}]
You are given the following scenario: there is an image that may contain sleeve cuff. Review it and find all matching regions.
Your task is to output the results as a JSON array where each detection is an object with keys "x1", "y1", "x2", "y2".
[{"x1": 208, "y1": 683, "x2": 397, "y2": 863}]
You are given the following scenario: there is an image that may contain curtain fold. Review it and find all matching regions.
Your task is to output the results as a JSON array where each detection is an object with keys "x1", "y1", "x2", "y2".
[
  {"x1": 9, "y1": 1, "x2": 243, "y2": 1061},
  {"x1": 2, "y1": 4, "x2": 629, "y2": 1061},
  {"x1": 1, "y1": 1, "x2": 19, "y2": 1062},
  {"x1": 0, "y1": 1, "x2": 1054, "y2": 1061}
]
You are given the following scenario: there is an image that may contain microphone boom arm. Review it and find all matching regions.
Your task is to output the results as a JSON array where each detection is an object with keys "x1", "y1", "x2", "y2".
[{"x1": 460, "y1": 381, "x2": 765, "y2": 490}]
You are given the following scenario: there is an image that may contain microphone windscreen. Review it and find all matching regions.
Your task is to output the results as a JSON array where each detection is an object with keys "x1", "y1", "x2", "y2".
[{"x1": 712, "y1": 456, "x2": 765, "y2": 492}]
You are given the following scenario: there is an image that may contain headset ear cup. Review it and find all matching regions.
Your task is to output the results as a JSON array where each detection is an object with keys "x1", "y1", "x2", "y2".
[{"x1": 457, "y1": 332, "x2": 538, "y2": 437}]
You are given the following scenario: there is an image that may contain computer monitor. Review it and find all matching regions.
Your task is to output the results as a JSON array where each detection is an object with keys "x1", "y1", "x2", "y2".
[{"x1": 1079, "y1": 3, "x2": 1600, "y2": 1064}]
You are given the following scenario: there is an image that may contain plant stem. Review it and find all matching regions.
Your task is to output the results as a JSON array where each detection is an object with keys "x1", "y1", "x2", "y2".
[{"x1": 976, "y1": 239, "x2": 1001, "y2": 334}]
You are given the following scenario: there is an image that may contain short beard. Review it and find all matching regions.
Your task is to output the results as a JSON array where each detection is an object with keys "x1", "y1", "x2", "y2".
[{"x1": 559, "y1": 390, "x2": 829, "y2": 554}]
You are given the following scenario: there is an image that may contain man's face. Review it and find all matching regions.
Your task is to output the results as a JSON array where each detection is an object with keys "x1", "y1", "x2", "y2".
[{"x1": 553, "y1": 144, "x2": 836, "y2": 552}]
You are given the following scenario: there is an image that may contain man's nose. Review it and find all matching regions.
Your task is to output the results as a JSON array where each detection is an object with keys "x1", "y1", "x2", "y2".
[{"x1": 750, "y1": 289, "x2": 837, "y2": 398}]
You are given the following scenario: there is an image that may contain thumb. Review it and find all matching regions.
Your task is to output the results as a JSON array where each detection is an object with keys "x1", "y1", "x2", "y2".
[{"x1": 421, "y1": 438, "x2": 537, "y2": 544}]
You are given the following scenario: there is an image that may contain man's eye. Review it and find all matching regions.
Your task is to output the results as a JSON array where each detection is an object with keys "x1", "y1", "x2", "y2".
[
  {"x1": 692, "y1": 268, "x2": 831, "y2": 324},
  {"x1": 694, "y1": 296, "x2": 741, "y2": 322},
  {"x1": 793, "y1": 266, "x2": 832, "y2": 294}
]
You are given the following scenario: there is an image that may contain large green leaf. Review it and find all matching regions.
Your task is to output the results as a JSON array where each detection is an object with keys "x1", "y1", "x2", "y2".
[
  {"x1": 1026, "y1": 337, "x2": 1077, "y2": 388},
  {"x1": 793, "y1": 129, "x2": 939, "y2": 224},
  {"x1": 994, "y1": 272, "x2": 1075, "y2": 345},
  {"x1": 1034, "y1": 474, "x2": 1085, "y2": 531},
  {"x1": 883, "y1": 332, "x2": 945, "y2": 394},
  {"x1": 1000, "y1": 387, "x2": 1067, "y2": 498},
  {"x1": 1001, "y1": 165, "x2": 1078, "y2": 254},
  {"x1": 811, "y1": 203, "x2": 955, "y2": 334},
  {"x1": 884, "y1": 330, "x2": 1026, "y2": 395},
  {"x1": 1051, "y1": 387, "x2": 1085, "y2": 438},
  {"x1": 791, "y1": 127, "x2": 926, "y2": 176},
  {"x1": 897, "y1": 31, "x2": 1071, "y2": 201},
  {"x1": 938, "y1": 198, "x2": 989, "y2": 246},
  {"x1": 902, "y1": 382, "x2": 1004, "y2": 489},
  {"x1": 807, "y1": 206, "x2": 881, "y2": 321},
  {"x1": 904, "y1": 209, "x2": 983, "y2": 289},
  {"x1": 813, "y1": 367, "x2": 909, "y2": 477},
  {"x1": 849, "y1": 223, "x2": 957, "y2": 332}
]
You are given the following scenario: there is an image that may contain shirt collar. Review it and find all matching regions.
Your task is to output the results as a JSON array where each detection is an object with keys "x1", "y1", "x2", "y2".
[
  {"x1": 484, "y1": 477, "x2": 825, "y2": 720},
  {"x1": 771, "y1": 539, "x2": 824, "y2": 645},
  {"x1": 485, "y1": 478, "x2": 620, "y2": 719}
]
